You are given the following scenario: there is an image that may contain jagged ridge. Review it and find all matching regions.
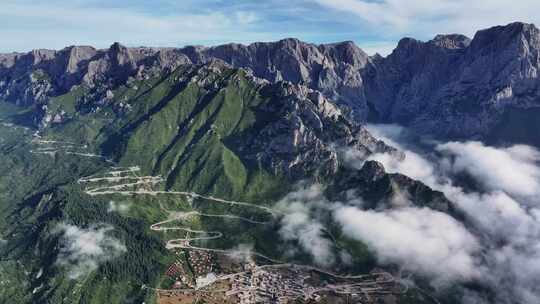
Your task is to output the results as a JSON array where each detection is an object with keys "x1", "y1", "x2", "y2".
[{"x1": 2, "y1": 22, "x2": 540, "y2": 144}]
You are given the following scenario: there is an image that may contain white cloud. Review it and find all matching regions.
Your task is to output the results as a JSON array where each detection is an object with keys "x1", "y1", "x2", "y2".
[
  {"x1": 455, "y1": 191, "x2": 534, "y2": 240},
  {"x1": 369, "y1": 150, "x2": 439, "y2": 186},
  {"x1": 276, "y1": 184, "x2": 336, "y2": 267},
  {"x1": 363, "y1": 124, "x2": 444, "y2": 188},
  {"x1": 279, "y1": 127, "x2": 540, "y2": 302},
  {"x1": 451, "y1": 189, "x2": 540, "y2": 304},
  {"x1": 1, "y1": 0, "x2": 534, "y2": 58},
  {"x1": 0, "y1": 1, "x2": 269, "y2": 52},
  {"x1": 107, "y1": 201, "x2": 130, "y2": 214},
  {"x1": 334, "y1": 206, "x2": 481, "y2": 285},
  {"x1": 437, "y1": 141, "x2": 540, "y2": 198},
  {"x1": 227, "y1": 243, "x2": 255, "y2": 262},
  {"x1": 313, "y1": 0, "x2": 540, "y2": 39},
  {"x1": 363, "y1": 123, "x2": 540, "y2": 303},
  {"x1": 279, "y1": 206, "x2": 335, "y2": 266},
  {"x1": 0, "y1": 0, "x2": 536, "y2": 56},
  {"x1": 54, "y1": 223, "x2": 126, "y2": 279},
  {"x1": 235, "y1": 11, "x2": 259, "y2": 25},
  {"x1": 365, "y1": 123, "x2": 412, "y2": 147},
  {"x1": 359, "y1": 41, "x2": 398, "y2": 56}
]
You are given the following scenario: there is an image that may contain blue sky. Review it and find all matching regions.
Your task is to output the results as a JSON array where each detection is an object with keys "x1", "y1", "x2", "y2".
[{"x1": 1, "y1": 0, "x2": 539, "y2": 55}]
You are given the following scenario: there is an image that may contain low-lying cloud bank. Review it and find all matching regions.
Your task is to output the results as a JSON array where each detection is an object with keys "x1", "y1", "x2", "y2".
[
  {"x1": 54, "y1": 223, "x2": 126, "y2": 279},
  {"x1": 334, "y1": 206, "x2": 481, "y2": 285},
  {"x1": 276, "y1": 183, "x2": 481, "y2": 285},
  {"x1": 276, "y1": 123, "x2": 540, "y2": 303},
  {"x1": 362, "y1": 124, "x2": 540, "y2": 303},
  {"x1": 437, "y1": 141, "x2": 540, "y2": 198}
]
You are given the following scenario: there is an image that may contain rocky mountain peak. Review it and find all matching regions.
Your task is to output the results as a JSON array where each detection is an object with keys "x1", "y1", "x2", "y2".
[
  {"x1": 387, "y1": 37, "x2": 434, "y2": 65},
  {"x1": 107, "y1": 42, "x2": 136, "y2": 68},
  {"x1": 319, "y1": 40, "x2": 369, "y2": 67},
  {"x1": 363, "y1": 21, "x2": 540, "y2": 141},
  {"x1": 177, "y1": 45, "x2": 208, "y2": 63},
  {"x1": 395, "y1": 37, "x2": 422, "y2": 49},
  {"x1": 276, "y1": 37, "x2": 303, "y2": 48},
  {"x1": 62, "y1": 45, "x2": 97, "y2": 74},
  {"x1": 27, "y1": 49, "x2": 56, "y2": 65},
  {"x1": 0, "y1": 52, "x2": 20, "y2": 69},
  {"x1": 358, "y1": 160, "x2": 386, "y2": 182},
  {"x1": 470, "y1": 21, "x2": 540, "y2": 53},
  {"x1": 430, "y1": 34, "x2": 471, "y2": 49},
  {"x1": 462, "y1": 22, "x2": 540, "y2": 92}
]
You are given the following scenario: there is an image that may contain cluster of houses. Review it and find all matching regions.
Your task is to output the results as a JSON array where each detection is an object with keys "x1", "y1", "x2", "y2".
[
  {"x1": 159, "y1": 251, "x2": 401, "y2": 304},
  {"x1": 225, "y1": 263, "x2": 321, "y2": 304},
  {"x1": 187, "y1": 250, "x2": 214, "y2": 276},
  {"x1": 165, "y1": 262, "x2": 184, "y2": 278},
  {"x1": 166, "y1": 259, "x2": 195, "y2": 289},
  {"x1": 164, "y1": 250, "x2": 217, "y2": 291}
]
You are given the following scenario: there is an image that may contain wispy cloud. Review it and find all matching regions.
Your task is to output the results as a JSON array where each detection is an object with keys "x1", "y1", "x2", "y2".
[
  {"x1": 107, "y1": 201, "x2": 130, "y2": 214},
  {"x1": 276, "y1": 184, "x2": 337, "y2": 267},
  {"x1": 274, "y1": 176, "x2": 482, "y2": 286},
  {"x1": 358, "y1": 41, "x2": 398, "y2": 56},
  {"x1": 227, "y1": 243, "x2": 256, "y2": 262},
  {"x1": 54, "y1": 223, "x2": 126, "y2": 279},
  {"x1": 312, "y1": 0, "x2": 540, "y2": 39},
  {"x1": 2, "y1": 0, "x2": 539, "y2": 56},
  {"x1": 0, "y1": 0, "x2": 273, "y2": 52},
  {"x1": 3, "y1": 0, "x2": 535, "y2": 55}
]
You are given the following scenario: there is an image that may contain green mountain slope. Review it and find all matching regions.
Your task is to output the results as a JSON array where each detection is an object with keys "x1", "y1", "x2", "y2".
[{"x1": 0, "y1": 63, "x2": 448, "y2": 304}]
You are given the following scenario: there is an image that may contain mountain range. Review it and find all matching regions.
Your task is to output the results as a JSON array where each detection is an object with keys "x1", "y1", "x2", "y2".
[
  {"x1": 0, "y1": 21, "x2": 539, "y2": 304},
  {"x1": 2, "y1": 22, "x2": 540, "y2": 145}
]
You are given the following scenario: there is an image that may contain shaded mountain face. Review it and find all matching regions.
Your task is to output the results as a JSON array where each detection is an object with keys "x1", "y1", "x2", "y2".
[
  {"x1": 328, "y1": 161, "x2": 456, "y2": 215},
  {"x1": 365, "y1": 22, "x2": 540, "y2": 141},
  {"x1": 2, "y1": 22, "x2": 540, "y2": 144}
]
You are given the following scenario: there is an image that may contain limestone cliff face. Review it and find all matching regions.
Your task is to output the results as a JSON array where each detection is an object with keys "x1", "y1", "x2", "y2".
[
  {"x1": 235, "y1": 80, "x2": 397, "y2": 178},
  {"x1": 194, "y1": 39, "x2": 371, "y2": 120},
  {"x1": 0, "y1": 44, "x2": 191, "y2": 106},
  {"x1": 364, "y1": 22, "x2": 540, "y2": 139},
  {"x1": 0, "y1": 38, "x2": 371, "y2": 118},
  {"x1": 2, "y1": 22, "x2": 540, "y2": 142},
  {"x1": 178, "y1": 22, "x2": 540, "y2": 140}
]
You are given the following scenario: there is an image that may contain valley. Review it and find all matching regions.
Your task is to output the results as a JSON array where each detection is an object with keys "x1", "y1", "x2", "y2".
[
  {"x1": 0, "y1": 117, "x2": 412, "y2": 303},
  {"x1": 72, "y1": 134, "x2": 409, "y2": 304}
]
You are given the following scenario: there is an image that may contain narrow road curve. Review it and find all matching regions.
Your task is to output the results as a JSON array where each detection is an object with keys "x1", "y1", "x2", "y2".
[{"x1": 79, "y1": 166, "x2": 412, "y2": 300}]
